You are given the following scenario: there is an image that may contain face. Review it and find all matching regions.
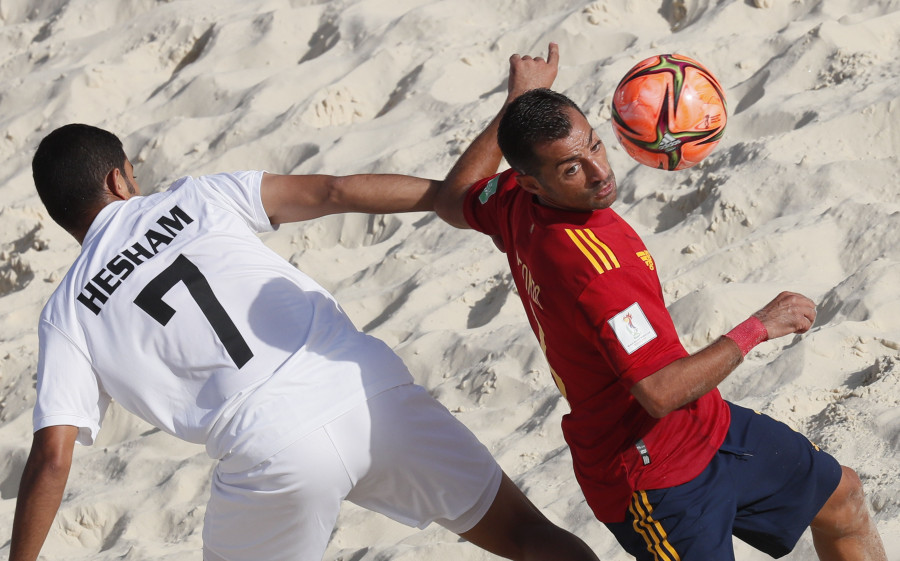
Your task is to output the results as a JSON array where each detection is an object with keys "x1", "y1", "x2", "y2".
[{"x1": 517, "y1": 107, "x2": 617, "y2": 212}]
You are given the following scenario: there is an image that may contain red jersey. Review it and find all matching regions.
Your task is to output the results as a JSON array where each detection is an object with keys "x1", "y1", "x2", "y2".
[{"x1": 463, "y1": 169, "x2": 730, "y2": 522}]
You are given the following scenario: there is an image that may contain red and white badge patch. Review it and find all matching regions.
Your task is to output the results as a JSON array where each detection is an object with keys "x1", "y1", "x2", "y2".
[{"x1": 608, "y1": 302, "x2": 657, "y2": 354}]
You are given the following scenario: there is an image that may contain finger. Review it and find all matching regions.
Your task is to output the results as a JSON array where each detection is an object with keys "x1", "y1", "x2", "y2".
[
  {"x1": 546, "y1": 42, "x2": 560, "y2": 66},
  {"x1": 795, "y1": 299, "x2": 816, "y2": 321}
]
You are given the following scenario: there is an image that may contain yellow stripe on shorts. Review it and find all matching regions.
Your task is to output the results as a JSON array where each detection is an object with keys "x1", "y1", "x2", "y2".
[{"x1": 628, "y1": 490, "x2": 681, "y2": 561}]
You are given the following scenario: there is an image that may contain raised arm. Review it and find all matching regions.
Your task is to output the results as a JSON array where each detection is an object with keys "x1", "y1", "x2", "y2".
[
  {"x1": 435, "y1": 43, "x2": 560, "y2": 229},
  {"x1": 260, "y1": 173, "x2": 441, "y2": 225},
  {"x1": 631, "y1": 291, "x2": 817, "y2": 418},
  {"x1": 10, "y1": 425, "x2": 78, "y2": 561}
]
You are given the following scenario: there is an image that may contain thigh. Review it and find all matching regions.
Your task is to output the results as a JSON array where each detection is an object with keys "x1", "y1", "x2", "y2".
[
  {"x1": 203, "y1": 427, "x2": 352, "y2": 561},
  {"x1": 605, "y1": 456, "x2": 738, "y2": 561},
  {"x1": 339, "y1": 384, "x2": 503, "y2": 534},
  {"x1": 605, "y1": 404, "x2": 843, "y2": 561},
  {"x1": 726, "y1": 403, "x2": 842, "y2": 557}
]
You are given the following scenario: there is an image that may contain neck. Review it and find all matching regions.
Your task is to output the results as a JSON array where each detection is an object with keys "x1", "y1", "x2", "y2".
[
  {"x1": 72, "y1": 202, "x2": 114, "y2": 245},
  {"x1": 535, "y1": 195, "x2": 591, "y2": 214},
  {"x1": 71, "y1": 228, "x2": 87, "y2": 246}
]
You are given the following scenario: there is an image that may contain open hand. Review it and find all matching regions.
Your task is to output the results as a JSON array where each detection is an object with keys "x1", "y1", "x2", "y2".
[{"x1": 507, "y1": 42, "x2": 559, "y2": 101}]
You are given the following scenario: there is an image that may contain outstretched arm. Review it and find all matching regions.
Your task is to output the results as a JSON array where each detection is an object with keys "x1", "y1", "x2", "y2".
[
  {"x1": 261, "y1": 44, "x2": 559, "y2": 227},
  {"x1": 10, "y1": 425, "x2": 78, "y2": 561},
  {"x1": 631, "y1": 291, "x2": 816, "y2": 418},
  {"x1": 435, "y1": 43, "x2": 560, "y2": 229},
  {"x1": 261, "y1": 173, "x2": 441, "y2": 225}
]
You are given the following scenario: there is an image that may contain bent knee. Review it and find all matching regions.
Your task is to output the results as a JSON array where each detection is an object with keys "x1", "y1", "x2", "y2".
[
  {"x1": 811, "y1": 466, "x2": 868, "y2": 535},
  {"x1": 833, "y1": 466, "x2": 866, "y2": 509}
]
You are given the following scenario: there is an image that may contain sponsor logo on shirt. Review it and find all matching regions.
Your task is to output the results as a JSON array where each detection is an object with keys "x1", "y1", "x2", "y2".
[
  {"x1": 636, "y1": 250, "x2": 655, "y2": 270},
  {"x1": 478, "y1": 175, "x2": 500, "y2": 204},
  {"x1": 608, "y1": 302, "x2": 657, "y2": 355}
]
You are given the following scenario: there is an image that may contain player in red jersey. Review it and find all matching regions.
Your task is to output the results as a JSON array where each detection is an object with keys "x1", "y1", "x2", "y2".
[{"x1": 435, "y1": 43, "x2": 886, "y2": 560}]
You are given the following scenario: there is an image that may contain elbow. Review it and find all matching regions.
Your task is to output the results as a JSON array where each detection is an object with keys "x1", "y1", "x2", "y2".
[
  {"x1": 641, "y1": 399, "x2": 673, "y2": 419},
  {"x1": 43, "y1": 453, "x2": 73, "y2": 475},
  {"x1": 325, "y1": 175, "x2": 349, "y2": 209},
  {"x1": 31, "y1": 446, "x2": 74, "y2": 478},
  {"x1": 434, "y1": 181, "x2": 471, "y2": 229},
  {"x1": 631, "y1": 381, "x2": 677, "y2": 419},
  {"x1": 28, "y1": 425, "x2": 77, "y2": 479},
  {"x1": 321, "y1": 174, "x2": 374, "y2": 215},
  {"x1": 433, "y1": 193, "x2": 456, "y2": 225}
]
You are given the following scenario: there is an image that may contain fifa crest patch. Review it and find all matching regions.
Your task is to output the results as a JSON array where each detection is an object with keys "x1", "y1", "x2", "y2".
[
  {"x1": 479, "y1": 175, "x2": 500, "y2": 204},
  {"x1": 608, "y1": 302, "x2": 657, "y2": 355}
]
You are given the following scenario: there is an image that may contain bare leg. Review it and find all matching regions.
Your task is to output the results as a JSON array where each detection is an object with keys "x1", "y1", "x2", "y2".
[
  {"x1": 811, "y1": 466, "x2": 886, "y2": 561},
  {"x1": 459, "y1": 472, "x2": 599, "y2": 561}
]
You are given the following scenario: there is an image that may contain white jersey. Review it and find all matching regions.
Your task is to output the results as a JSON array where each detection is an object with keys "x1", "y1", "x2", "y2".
[{"x1": 35, "y1": 171, "x2": 413, "y2": 470}]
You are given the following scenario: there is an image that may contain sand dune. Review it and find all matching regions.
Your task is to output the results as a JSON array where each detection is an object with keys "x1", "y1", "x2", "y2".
[{"x1": 1, "y1": 1, "x2": 898, "y2": 559}]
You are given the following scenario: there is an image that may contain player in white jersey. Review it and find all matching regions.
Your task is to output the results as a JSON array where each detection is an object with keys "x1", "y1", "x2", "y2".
[{"x1": 10, "y1": 47, "x2": 600, "y2": 561}]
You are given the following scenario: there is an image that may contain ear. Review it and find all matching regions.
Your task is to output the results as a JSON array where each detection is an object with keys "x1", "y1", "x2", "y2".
[
  {"x1": 515, "y1": 173, "x2": 544, "y2": 196},
  {"x1": 105, "y1": 168, "x2": 130, "y2": 200}
]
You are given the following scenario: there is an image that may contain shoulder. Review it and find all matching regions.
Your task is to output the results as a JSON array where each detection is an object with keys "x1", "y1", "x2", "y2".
[
  {"x1": 38, "y1": 282, "x2": 84, "y2": 350},
  {"x1": 538, "y1": 211, "x2": 640, "y2": 276},
  {"x1": 529, "y1": 217, "x2": 658, "y2": 316},
  {"x1": 469, "y1": 168, "x2": 521, "y2": 205},
  {"x1": 463, "y1": 169, "x2": 525, "y2": 234},
  {"x1": 169, "y1": 171, "x2": 264, "y2": 196},
  {"x1": 556, "y1": 224, "x2": 625, "y2": 276},
  {"x1": 168, "y1": 171, "x2": 272, "y2": 231}
]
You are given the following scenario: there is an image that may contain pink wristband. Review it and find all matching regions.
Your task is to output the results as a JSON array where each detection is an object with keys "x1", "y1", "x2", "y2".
[{"x1": 724, "y1": 316, "x2": 768, "y2": 357}]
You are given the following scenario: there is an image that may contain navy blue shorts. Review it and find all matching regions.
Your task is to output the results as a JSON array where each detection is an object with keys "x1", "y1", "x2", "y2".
[{"x1": 605, "y1": 402, "x2": 842, "y2": 560}]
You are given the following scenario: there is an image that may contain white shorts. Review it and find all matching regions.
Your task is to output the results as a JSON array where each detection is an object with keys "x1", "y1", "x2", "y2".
[{"x1": 202, "y1": 383, "x2": 503, "y2": 561}]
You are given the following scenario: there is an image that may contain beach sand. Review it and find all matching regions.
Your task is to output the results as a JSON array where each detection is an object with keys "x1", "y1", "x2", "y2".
[{"x1": 0, "y1": 0, "x2": 898, "y2": 559}]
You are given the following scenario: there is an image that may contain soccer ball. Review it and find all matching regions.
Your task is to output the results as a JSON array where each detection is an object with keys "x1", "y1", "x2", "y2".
[{"x1": 611, "y1": 54, "x2": 727, "y2": 171}]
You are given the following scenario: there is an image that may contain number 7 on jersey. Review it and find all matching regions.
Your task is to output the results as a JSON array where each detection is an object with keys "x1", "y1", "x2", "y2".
[{"x1": 134, "y1": 254, "x2": 254, "y2": 368}]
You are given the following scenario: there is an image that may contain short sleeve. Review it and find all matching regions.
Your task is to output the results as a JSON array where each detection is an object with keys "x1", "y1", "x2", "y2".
[
  {"x1": 462, "y1": 169, "x2": 518, "y2": 237},
  {"x1": 577, "y1": 268, "x2": 688, "y2": 388},
  {"x1": 191, "y1": 171, "x2": 275, "y2": 233},
  {"x1": 34, "y1": 319, "x2": 110, "y2": 445}
]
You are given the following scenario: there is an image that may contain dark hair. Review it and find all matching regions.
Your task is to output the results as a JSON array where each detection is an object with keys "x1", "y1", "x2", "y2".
[
  {"x1": 32, "y1": 124, "x2": 127, "y2": 233},
  {"x1": 498, "y1": 88, "x2": 586, "y2": 177}
]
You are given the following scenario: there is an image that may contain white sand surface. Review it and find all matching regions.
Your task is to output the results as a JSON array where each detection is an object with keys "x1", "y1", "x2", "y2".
[{"x1": 0, "y1": 1, "x2": 898, "y2": 559}]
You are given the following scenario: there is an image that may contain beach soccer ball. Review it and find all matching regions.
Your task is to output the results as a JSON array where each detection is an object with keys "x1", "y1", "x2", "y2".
[{"x1": 611, "y1": 54, "x2": 727, "y2": 171}]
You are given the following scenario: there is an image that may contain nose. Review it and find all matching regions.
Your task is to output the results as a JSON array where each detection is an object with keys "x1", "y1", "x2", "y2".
[{"x1": 585, "y1": 156, "x2": 610, "y2": 183}]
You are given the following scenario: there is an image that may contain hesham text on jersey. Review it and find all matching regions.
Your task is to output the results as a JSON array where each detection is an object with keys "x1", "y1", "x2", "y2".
[{"x1": 76, "y1": 205, "x2": 195, "y2": 315}]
